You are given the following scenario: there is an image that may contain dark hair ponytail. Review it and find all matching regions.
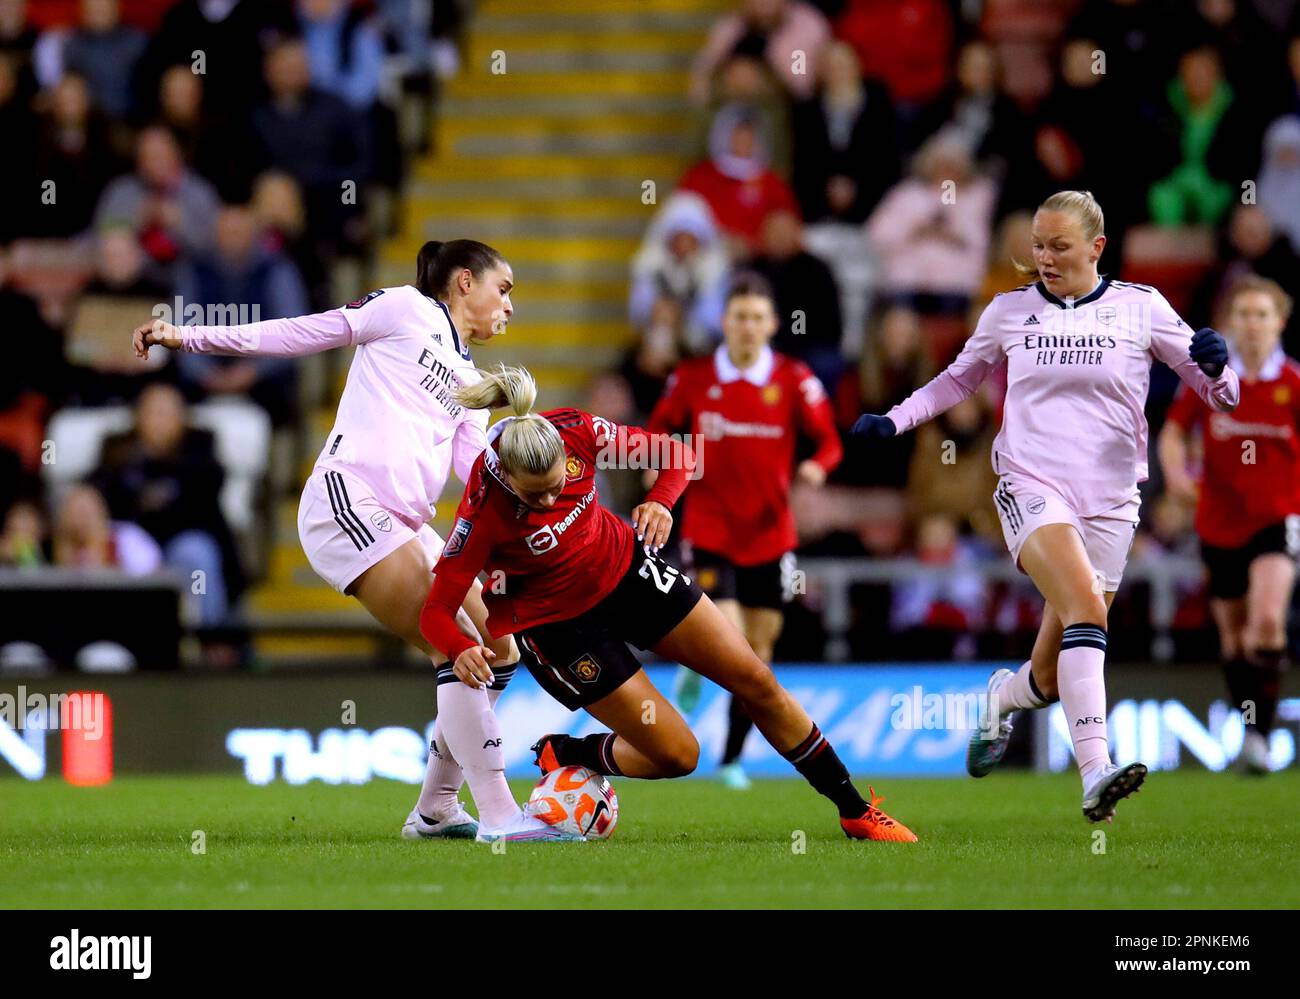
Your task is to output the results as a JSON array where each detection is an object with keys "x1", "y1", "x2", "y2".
[{"x1": 416, "y1": 239, "x2": 505, "y2": 300}]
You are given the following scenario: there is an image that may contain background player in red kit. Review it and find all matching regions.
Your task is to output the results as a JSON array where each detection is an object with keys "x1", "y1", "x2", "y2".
[
  {"x1": 1160, "y1": 276, "x2": 1299, "y2": 774},
  {"x1": 419, "y1": 365, "x2": 916, "y2": 841},
  {"x1": 649, "y1": 273, "x2": 842, "y2": 788}
]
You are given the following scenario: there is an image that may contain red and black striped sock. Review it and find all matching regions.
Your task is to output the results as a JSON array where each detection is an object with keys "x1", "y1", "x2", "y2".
[
  {"x1": 553, "y1": 733, "x2": 625, "y2": 777},
  {"x1": 782, "y1": 723, "x2": 867, "y2": 819}
]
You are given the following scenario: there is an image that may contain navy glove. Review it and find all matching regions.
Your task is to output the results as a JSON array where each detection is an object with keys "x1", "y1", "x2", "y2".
[
  {"x1": 851, "y1": 414, "x2": 897, "y2": 438},
  {"x1": 1190, "y1": 327, "x2": 1228, "y2": 378}
]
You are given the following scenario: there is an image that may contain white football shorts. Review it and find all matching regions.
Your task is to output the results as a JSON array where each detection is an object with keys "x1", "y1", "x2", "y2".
[
  {"x1": 298, "y1": 466, "x2": 445, "y2": 594},
  {"x1": 993, "y1": 476, "x2": 1140, "y2": 592}
]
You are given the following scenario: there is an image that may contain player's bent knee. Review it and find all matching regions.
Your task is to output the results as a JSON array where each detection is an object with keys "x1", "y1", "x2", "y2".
[{"x1": 650, "y1": 733, "x2": 699, "y2": 778}]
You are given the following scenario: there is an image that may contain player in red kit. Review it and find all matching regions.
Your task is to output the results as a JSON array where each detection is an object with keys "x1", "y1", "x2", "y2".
[
  {"x1": 420, "y1": 364, "x2": 916, "y2": 842},
  {"x1": 649, "y1": 273, "x2": 843, "y2": 788},
  {"x1": 1160, "y1": 276, "x2": 1299, "y2": 774}
]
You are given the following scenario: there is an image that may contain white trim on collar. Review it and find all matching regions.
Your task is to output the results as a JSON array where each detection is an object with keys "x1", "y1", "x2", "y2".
[
  {"x1": 1230, "y1": 345, "x2": 1286, "y2": 382},
  {"x1": 714, "y1": 344, "x2": 775, "y2": 386}
]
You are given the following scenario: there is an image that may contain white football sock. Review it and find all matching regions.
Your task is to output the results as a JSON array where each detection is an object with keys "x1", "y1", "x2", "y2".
[
  {"x1": 435, "y1": 681, "x2": 519, "y2": 829},
  {"x1": 416, "y1": 687, "x2": 503, "y2": 819},
  {"x1": 994, "y1": 661, "x2": 1050, "y2": 716},
  {"x1": 1058, "y1": 624, "x2": 1112, "y2": 786}
]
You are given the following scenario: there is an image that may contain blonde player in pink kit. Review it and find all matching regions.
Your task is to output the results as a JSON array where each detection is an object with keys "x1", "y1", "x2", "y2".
[
  {"x1": 133, "y1": 239, "x2": 579, "y2": 842},
  {"x1": 853, "y1": 191, "x2": 1240, "y2": 821}
]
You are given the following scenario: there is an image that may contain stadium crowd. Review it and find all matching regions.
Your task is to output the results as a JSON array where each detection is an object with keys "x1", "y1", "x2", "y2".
[
  {"x1": 619, "y1": 0, "x2": 1300, "y2": 657},
  {"x1": 4, "y1": 0, "x2": 1300, "y2": 666},
  {"x1": 0, "y1": 0, "x2": 463, "y2": 663}
]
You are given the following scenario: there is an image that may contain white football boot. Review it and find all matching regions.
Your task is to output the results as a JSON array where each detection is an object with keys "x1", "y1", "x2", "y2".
[
  {"x1": 1081, "y1": 761, "x2": 1148, "y2": 822},
  {"x1": 1236, "y1": 730, "x2": 1272, "y2": 775},
  {"x1": 400, "y1": 805, "x2": 479, "y2": 840},
  {"x1": 475, "y1": 810, "x2": 586, "y2": 844},
  {"x1": 966, "y1": 668, "x2": 1015, "y2": 778}
]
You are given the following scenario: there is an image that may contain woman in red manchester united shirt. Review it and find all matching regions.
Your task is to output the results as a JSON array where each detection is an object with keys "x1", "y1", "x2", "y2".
[
  {"x1": 420, "y1": 365, "x2": 915, "y2": 841},
  {"x1": 649, "y1": 273, "x2": 842, "y2": 788},
  {"x1": 1159, "y1": 276, "x2": 1300, "y2": 774}
]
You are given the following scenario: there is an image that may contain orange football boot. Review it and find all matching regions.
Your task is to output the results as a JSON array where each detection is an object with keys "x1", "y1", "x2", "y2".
[
  {"x1": 839, "y1": 786, "x2": 918, "y2": 842},
  {"x1": 530, "y1": 734, "x2": 564, "y2": 775}
]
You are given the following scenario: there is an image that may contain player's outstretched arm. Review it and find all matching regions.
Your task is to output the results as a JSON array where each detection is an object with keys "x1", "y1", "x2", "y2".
[
  {"x1": 133, "y1": 309, "x2": 362, "y2": 360},
  {"x1": 1148, "y1": 292, "x2": 1239, "y2": 412}
]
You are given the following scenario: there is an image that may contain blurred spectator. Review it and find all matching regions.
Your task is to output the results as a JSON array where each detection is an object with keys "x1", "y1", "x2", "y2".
[
  {"x1": 906, "y1": 395, "x2": 1000, "y2": 542},
  {"x1": 94, "y1": 124, "x2": 220, "y2": 277},
  {"x1": 1258, "y1": 115, "x2": 1300, "y2": 253},
  {"x1": 750, "y1": 208, "x2": 844, "y2": 390},
  {"x1": 866, "y1": 129, "x2": 996, "y2": 316},
  {"x1": 833, "y1": 0, "x2": 952, "y2": 149},
  {"x1": 175, "y1": 204, "x2": 306, "y2": 425},
  {"x1": 1191, "y1": 205, "x2": 1300, "y2": 350},
  {"x1": 56, "y1": 0, "x2": 147, "y2": 120},
  {"x1": 1008, "y1": 36, "x2": 1150, "y2": 264},
  {"x1": 0, "y1": 495, "x2": 45, "y2": 567},
  {"x1": 1289, "y1": 29, "x2": 1300, "y2": 118},
  {"x1": 157, "y1": 63, "x2": 254, "y2": 202},
  {"x1": 0, "y1": 0, "x2": 39, "y2": 104},
  {"x1": 251, "y1": 170, "x2": 331, "y2": 311},
  {"x1": 0, "y1": 52, "x2": 37, "y2": 241},
  {"x1": 297, "y1": 0, "x2": 384, "y2": 110},
  {"x1": 137, "y1": 0, "x2": 297, "y2": 120},
  {"x1": 833, "y1": 305, "x2": 927, "y2": 487},
  {"x1": 0, "y1": 244, "x2": 65, "y2": 481},
  {"x1": 629, "y1": 191, "x2": 730, "y2": 359},
  {"x1": 678, "y1": 103, "x2": 800, "y2": 254},
  {"x1": 1067, "y1": 0, "x2": 1174, "y2": 105},
  {"x1": 31, "y1": 71, "x2": 123, "y2": 238},
  {"x1": 1147, "y1": 45, "x2": 1255, "y2": 227},
  {"x1": 930, "y1": 39, "x2": 1028, "y2": 182},
  {"x1": 251, "y1": 37, "x2": 370, "y2": 255},
  {"x1": 52, "y1": 482, "x2": 162, "y2": 575},
  {"x1": 790, "y1": 40, "x2": 899, "y2": 224},
  {"x1": 690, "y1": 53, "x2": 792, "y2": 179},
  {"x1": 691, "y1": 0, "x2": 831, "y2": 104},
  {"x1": 65, "y1": 229, "x2": 174, "y2": 406},
  {"x1": 1176, "y1": 0, "x2": 1290, "y2": 129},
  {"x1": 91, "y1": 383, "x2": 245, "y2": 624}
]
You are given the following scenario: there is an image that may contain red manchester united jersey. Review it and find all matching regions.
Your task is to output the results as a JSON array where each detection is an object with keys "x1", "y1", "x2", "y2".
[
  {"x1": 1166, "y1": 348, "x2": 1300, "y2": 548},
  {"x1": 648, "y1": 345, "x2": 842, "y2": 565},
  {"x1": 420, "y1": 408, "x2": 692, "y2": 660}
]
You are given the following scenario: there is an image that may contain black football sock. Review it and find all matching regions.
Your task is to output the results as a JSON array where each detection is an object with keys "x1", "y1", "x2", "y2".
[
  {"x1": 721, "y1": 696, "x2": 755, "y2": 765},
  {"x1": 1247, "y1": 648, "x2": 1285, "y2": 736},
  {"x1": 552, "y1": 732, "x2": 624, "y2": 777},
  {"x1": 1222, "y1": 658, "x2": 1258, "y2": 730},
  {"x1": 782, "y1": 724, "x2": 867, "y2": 819}
]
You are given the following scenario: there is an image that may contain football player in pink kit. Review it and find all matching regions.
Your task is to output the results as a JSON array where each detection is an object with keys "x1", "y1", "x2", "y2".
[
  {"x1": 133, "y1": 239, "x2": 574, "y2": 842},
  {"x1": 853, "y1": 191, "x2": 1240, "y2": 821}
]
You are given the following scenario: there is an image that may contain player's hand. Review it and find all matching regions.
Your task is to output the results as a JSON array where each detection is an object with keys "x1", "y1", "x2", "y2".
[
  {"x1": 851, "y1": 413, "x2": 896, "y2": 439},
  {"x1": 1190, "y1": 327, "x2": 1228, "y2": 378},
  {"x1": 453, "y1": 645, "x2": 495, "y2": 689},
  {"x1": 132, "y1": 319, "x2": 182, "y2": 358},
  {"x1": 796, "y1": 459, "x2": 827, "y2": 487},
  {"x1": 632, "y1": 500, "x2": 672, "y2": 553}
]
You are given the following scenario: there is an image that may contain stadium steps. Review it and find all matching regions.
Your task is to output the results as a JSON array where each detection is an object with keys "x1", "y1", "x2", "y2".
[{"x1": 248, "y1": 0, "x2": 725, "y2": 663}]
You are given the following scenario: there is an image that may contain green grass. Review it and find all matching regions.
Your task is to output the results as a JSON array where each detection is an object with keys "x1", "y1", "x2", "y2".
[{"x1": 1, "y1": 771, "x2": 1296, "y2": 908}]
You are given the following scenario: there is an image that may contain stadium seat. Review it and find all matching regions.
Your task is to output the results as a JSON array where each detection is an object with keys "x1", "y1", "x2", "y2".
[{"x1": 42, "y1": 401, "x2": 270, "y2": 537}]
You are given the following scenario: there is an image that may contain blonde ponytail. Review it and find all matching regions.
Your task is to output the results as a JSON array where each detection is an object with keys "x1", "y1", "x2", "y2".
[
  {"x1": 454, "y1": 364, "x2": 565, "y2": 477},
  {"x1": 1013, "y1": 189, "x2": 1106, "y2": 277}
]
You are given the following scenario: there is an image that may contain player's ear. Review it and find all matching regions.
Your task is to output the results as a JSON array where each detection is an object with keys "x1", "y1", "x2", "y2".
[{"x1": 458, "y1": 267, "x2": 473, "y2": 295}]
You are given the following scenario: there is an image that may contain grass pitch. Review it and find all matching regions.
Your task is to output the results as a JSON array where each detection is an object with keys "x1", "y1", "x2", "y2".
[{"x1": 1, "y1": 771, "x2": 1296, "y2": 908}]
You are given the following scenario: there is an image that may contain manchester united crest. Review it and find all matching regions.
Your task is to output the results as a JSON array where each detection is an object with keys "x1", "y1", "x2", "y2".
[
  {"x1": 565, "y1": 455, "x2": 585, "y2": 479},
  {"x1": 762, "y1": 384, "x2": 782, "y2": 405},
  {"x1": 570, "y1": 655, "x2": 601, "y2": 683}
]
